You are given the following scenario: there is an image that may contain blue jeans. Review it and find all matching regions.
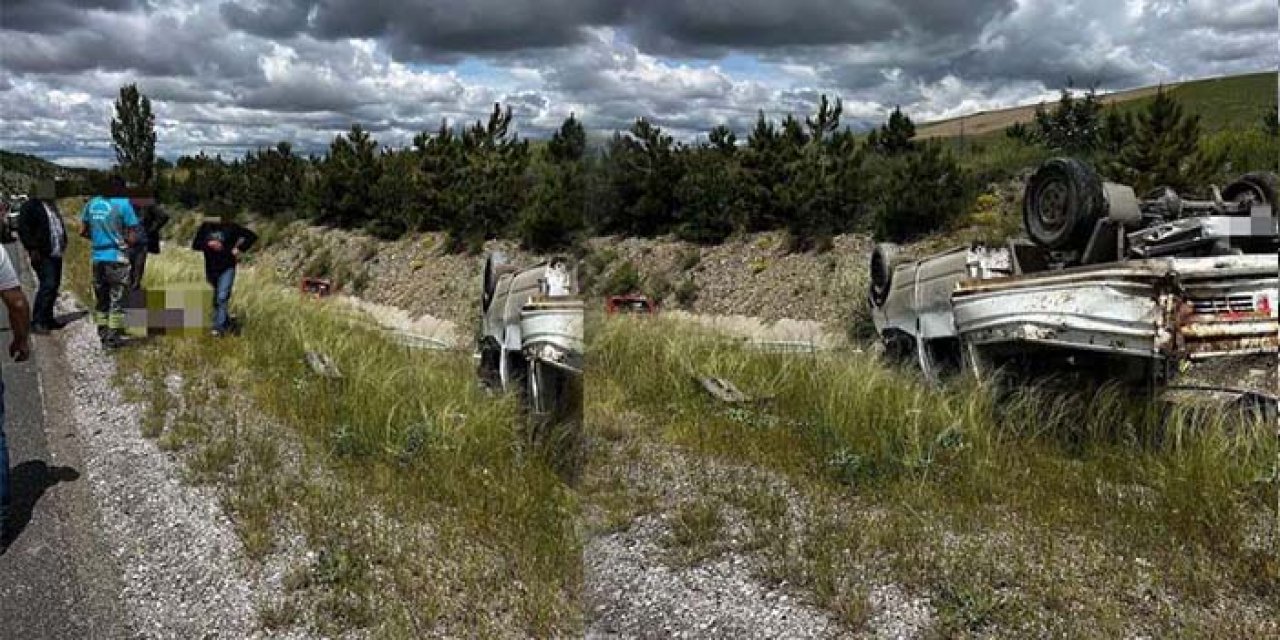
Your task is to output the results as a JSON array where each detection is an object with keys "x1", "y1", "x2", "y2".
[
  {"x1": 1, "y1": 378, "x2": 9, "y2": 526},
  {"x1": 32, "y1": 255, "x2": 62, "y2": 326},
  {"x1": 208, "y1": 267, "x2": 236, "y2": 331}
]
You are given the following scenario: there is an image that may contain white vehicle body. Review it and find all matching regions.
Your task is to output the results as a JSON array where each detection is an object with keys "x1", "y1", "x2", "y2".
[
  {"x1": 872, "y1": 248, "x2": 1278, "y2": 381},
  {"x1": 870, "y1": 158, "x2": 1278, "y2": 410},
  {"x1": 477, "y1": 255, "x2": 583, "y2": 419}
]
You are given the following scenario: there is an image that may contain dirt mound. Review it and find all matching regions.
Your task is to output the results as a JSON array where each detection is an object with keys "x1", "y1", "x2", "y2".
[
  {"x1": 585, "y1": 232, "x2": 875, "y2": 328},
  {"x1": 254, "y1": 223, "x2": 541, "y2": 331},
  {"x1": 247, "y1": 176, "x2": 1028, "y2": 339}
]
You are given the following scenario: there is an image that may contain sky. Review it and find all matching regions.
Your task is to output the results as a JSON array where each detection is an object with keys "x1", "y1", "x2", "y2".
[{"x1": 0, "y1": 0, "x2": 1275, "y2": 167}]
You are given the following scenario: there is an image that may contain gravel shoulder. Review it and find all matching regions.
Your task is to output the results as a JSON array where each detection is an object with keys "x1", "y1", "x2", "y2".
[
  {"x1": 55, "y1": 293, "x2": 291, "y2": 638},
  {"x1": 0, "y1": 244, "x2": 131, "y2": 639},
  {"x1": 585, "y1": 513, "x2": 848, "y2": 640}
]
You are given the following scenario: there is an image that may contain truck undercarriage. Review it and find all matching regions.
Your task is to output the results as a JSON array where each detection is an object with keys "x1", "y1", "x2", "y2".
[{"x1": 870, "y1": 157, "x2": 1278, "y2": 414}]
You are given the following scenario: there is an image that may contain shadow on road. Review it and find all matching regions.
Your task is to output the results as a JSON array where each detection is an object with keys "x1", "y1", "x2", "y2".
[
  {"x1": 55, "y1": 311, "x2": 90, "y2": 325},
  {"x1": 2, "y1": 461, "x2": 81, "y2": 552}
]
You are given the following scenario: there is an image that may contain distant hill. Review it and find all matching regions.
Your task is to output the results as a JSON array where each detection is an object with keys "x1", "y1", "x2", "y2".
[
  {"x1": 0, "y1": 149, "x2": 81, "y2": 179},
  {"x1": 916, "y1": 71, "x2": 1276, "y2": 139},
  {"x1": 0, "y1": 149, "x2": 96, "y2": 195}
]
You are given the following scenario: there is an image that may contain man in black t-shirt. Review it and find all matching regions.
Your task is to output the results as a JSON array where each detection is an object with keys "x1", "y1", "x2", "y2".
[{"x1": 191, "y1": 214, "x2": 257, "y2": 337}]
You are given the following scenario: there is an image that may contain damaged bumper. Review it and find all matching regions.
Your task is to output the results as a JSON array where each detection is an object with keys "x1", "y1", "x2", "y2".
[{"x1": 952, "y1": 255, "x2": 1278, "y2": 362}]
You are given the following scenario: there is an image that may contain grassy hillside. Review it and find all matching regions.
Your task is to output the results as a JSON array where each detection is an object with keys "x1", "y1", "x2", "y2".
[{"x1": 918, "y1": 71, "x2": 1276, "y2": 139}]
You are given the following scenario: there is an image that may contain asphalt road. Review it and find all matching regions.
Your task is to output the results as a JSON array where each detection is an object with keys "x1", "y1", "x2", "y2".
[{"x1": 0, "y1": 240, "x2": 132, "y2": 637}]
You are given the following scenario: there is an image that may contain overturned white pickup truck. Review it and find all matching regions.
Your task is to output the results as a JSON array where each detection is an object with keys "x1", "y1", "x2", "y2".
[
  {"x1": 870, "y1": 157, "x2": 1277, "y2": 409},
  {"x1": 477, "y1": 254, "x2": 584, "y2": 423}
]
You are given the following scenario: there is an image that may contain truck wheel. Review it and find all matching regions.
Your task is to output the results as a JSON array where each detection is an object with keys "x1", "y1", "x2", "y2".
[
  {"x1": 1023, "y1": 157, "x2": 1105, "y2": 250},
  {"x1": 483, "y1": 252, "x2": 508, "y2": 311},
  {"x1": 1222, "y1": 172, "x2": 1277, "y2": 208},
  {"x1": 869, "y1": 243, "x2": 901, "y2": 307}
]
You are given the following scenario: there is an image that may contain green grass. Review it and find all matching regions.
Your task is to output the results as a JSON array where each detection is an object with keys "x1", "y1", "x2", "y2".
[
  {"x1": 934, "y1": 72, "x2": 1278, "y2": 183},
  {"x1": 60, "y1": 204, "x2": 584, "y2": 637},
  {"x1": 587, "y1": 316, "x2": 1280, "y2": 635},
  {"x1": 1143, "y1": 72, "x2": 1276, "y2": 134}
]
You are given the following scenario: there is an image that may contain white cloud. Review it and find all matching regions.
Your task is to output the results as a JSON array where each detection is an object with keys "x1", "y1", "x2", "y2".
[{"x1": 0, "y1": 0, "x2": 1273, "y2": 163}]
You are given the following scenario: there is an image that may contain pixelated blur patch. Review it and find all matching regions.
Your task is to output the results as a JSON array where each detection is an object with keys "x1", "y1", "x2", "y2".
[{"x1": 123, "y1": 283, "x2": 213, "y2": 337}]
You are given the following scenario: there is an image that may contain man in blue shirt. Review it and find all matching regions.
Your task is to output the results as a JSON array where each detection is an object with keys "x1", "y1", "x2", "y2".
[{"x1": 80, "y1": 177, "x2": 140, "y2": 349}]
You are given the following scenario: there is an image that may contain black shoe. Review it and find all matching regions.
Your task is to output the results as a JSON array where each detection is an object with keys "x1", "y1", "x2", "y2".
[{"x1": 102, "y1": 331, "x2": 124, "y2": 350}]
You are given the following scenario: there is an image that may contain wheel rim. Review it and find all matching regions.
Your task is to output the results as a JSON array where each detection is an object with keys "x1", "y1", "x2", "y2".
[{"x1": 1035, "y1": 181, "x2": 1069, "y2": 234}]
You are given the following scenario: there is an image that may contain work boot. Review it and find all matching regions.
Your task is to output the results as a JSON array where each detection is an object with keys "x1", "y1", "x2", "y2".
[{"x1": 102, "y1": 329, "x2": 124, "y2": 350}]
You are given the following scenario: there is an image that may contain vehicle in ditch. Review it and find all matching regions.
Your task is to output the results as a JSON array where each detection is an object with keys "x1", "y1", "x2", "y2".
[
  {"x1": 869, "y1": 157, "x2": 1278, "y2": 411},
  {"x1": 477, "y1": 253, "x2": 584, "y2": 424},
  {"x1": 606, "y1": 293, "x2": 658, "y2": 315}
]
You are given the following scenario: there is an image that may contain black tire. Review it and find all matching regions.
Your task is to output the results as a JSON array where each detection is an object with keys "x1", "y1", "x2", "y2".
[
  {"x1": 1023, "y1": 157, "x2": 1106, "y2": 250},
  {"x1": 869, "y1": 242, "x2": 901, "y2": 307},
  {"x1": 1222, "y1": 172, "x2": 1277, "y2": 208},
  {"x1": 482, "y1": 252, "x2": 508, "y2": 311}
]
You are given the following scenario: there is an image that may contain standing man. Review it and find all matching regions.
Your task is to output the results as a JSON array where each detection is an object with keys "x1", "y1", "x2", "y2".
[
  {"x1": 126, "y1": 196, "x2": 169, "y2": 292},
  {"x1": 0, "y1": 243, "x2": 32, "y2": 541},
  {"x1": 81, "y1": 177, "x2": 139, "y2": 349},
  {"x1": 17, "y1": 179, "x2": 69, "y2": 334},
  {"x1": 191, "y1": 213, "x2": 257, "y2": 337}
]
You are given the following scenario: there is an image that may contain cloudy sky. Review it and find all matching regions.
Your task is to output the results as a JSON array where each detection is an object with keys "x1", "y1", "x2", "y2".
[{"x1": 1, "y1": 0, "x2": 1275, "y2": 166}]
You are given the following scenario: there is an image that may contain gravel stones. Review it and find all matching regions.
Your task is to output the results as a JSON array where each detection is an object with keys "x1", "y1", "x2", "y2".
[
  {"x1": 585, "y1": 514, "x2": 848, "y2": 640},
  {"x1": 58, "y1": 294, "x2": 277, "y2": 638}
]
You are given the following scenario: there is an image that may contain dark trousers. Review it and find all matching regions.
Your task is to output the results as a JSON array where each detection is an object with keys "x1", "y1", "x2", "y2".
[
  {"x1": 30, "y1": 255, "x2": 62, "y2": 327},
  {"x1": 128, "y1": 248, "x2": 148, "y2": 292},
  {"x1": 92, "y1": 261, "x2": 130, "y2": 335}
]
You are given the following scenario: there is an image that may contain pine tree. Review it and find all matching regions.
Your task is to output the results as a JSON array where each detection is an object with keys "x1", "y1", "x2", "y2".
[
  {"x1": 874, "y1": 142, "x2": 973, "y2": 241},
  {"x1": 1117, "y1": 88, "x2": 1213, "y2": 192},
  {"x1": 741, "y1": 112, "x2": 784, "y2": 231},
  {"x1": 111, "y1": 83, "x2": 157, "y2": 187},
  {"x1": 450, "y1": 103, "x2": 529, "y2": 251},
  {"x1": 519, "y1": 114, "x2": 588, "y2": 251},
  {"x1": 547, "y1": 113, "x2": 587, "y2": 163},
  {"x1": 675, "y1": 125, "x2": 745, "y2": 243},
  {"x1": 867, "y1": 107, "x2": 915, "y2": 156},
  {"x1": 1098, "y1": 108, "x2": 1135, "y2": 156},
  {"x1": 1032, "y1": 86, "x2": 1102, "y2": 152},
  {"x1": 319, "y1": 124, "x2": 381, "y2": 228}
]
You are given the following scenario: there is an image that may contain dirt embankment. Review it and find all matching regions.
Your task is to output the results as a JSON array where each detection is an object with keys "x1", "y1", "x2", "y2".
[
  {"x1": 253, "y1": 225, "x2": 536, "y2": 333},
  {"x1": 248, "y1": 176, "x2": 1026, "y2": 338},
  {"x1": 253, "y1": 225, "x2": 877, "y2": 333}
]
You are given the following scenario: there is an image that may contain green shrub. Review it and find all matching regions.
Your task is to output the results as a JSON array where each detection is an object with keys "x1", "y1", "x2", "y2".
[
  {"x1": 874, "y1": 143, "x2": 976, "y2": 242},
  {"x1": 600, "y1": 260, "x2": 641, "y2": 296},
  {"x1": 674, "y1": 278, "x2": 699, "y2": 309}
]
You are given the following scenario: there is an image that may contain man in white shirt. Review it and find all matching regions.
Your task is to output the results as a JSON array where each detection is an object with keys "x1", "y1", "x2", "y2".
[
  {"x1": 17, "y1": 179, "x2": 68, "y2": 334},
  {"x1": 0, "y1": 245, "x2": 32, "y2": 540}
]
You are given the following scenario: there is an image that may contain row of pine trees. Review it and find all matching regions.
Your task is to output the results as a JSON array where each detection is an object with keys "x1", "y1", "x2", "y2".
[{"x1": 149, "y1": 87, "x2": 1274, "y2": 253}]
